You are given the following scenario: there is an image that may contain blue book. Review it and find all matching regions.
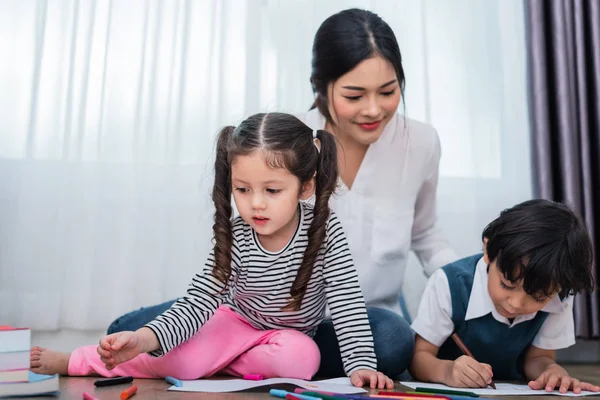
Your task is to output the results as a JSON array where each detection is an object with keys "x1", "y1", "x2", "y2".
[{"x1": 0, "y1": 371, "x2": 59, "y2": 398}]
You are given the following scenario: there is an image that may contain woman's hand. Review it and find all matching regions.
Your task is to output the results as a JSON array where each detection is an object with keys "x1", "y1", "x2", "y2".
[{"x1": 350, "y1": 369, "x2": 394, "y2": 389}]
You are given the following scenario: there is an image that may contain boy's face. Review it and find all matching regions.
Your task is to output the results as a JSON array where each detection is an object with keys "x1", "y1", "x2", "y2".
[{"x1": 484, "y1": 242, "x2": 558, "y2": 319}]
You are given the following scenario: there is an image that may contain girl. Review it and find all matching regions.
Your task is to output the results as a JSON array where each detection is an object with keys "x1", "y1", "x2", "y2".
[
  {"x1": 107, "y1": 8, "x2": 457, "y2": 378},
  {"x1": 30, "y1": 113, "x2": 394, "y2": 389}
]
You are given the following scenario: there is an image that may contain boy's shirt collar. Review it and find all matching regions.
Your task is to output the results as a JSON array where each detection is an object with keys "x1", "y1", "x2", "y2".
[{"x1": 465, "y1": 256, "x2": 565, "y2": 326}]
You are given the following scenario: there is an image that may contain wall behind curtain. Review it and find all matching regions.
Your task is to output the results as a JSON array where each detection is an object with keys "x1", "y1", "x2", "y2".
[{"x1": 0, "y1": 0, "x2": 531, "y2": 330}]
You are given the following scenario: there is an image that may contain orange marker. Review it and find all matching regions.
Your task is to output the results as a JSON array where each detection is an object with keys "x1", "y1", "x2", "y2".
[{"x1": 120, "y1": 385, "x2": 137, "y2": 400}]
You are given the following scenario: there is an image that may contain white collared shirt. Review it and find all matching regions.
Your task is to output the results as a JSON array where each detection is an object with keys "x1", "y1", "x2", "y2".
[
  {"x1": 411, "y1": 255, "x2": 575, "y2": 350},
  {"x1": 297, "y1": 109, "x2": 458, "y2": 315}
]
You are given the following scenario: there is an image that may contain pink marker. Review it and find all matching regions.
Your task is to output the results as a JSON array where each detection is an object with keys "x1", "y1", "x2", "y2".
[
  {"x1": 82, "y1": 392, "x2": 99, "y2": 400},
  {"x1": 243, "y1": 374, "x2": 263, "y2": 380}
]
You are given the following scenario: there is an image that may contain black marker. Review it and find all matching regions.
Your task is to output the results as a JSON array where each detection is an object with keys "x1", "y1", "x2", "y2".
[{"x1": 93, "y1": 376, "x2": 134, "y2": 387}]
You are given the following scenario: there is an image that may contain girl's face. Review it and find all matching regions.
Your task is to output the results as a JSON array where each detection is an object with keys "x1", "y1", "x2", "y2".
[
  {"x1": 327, "y1": 55, "x2": 401, "y2": 146},
  {"x1": 231, "y1": 151, "x2": 314, "y2": 251}
]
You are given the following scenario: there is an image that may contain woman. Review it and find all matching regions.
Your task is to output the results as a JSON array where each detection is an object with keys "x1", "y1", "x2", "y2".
[{"x1": 107, "y1": 8, "x2": 457, "y2": 378}]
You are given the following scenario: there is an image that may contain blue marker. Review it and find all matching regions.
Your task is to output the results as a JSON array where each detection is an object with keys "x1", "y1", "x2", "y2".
[
  {"x1": 165, "y1": 376, "x2": 183, "y2": 387},
  {"x1": 270, "y1": 389, "x2": 320, "y2": 400}
]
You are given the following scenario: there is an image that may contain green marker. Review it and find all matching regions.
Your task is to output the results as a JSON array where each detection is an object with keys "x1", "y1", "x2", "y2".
[
  {"x1": 414, "y1": 387, "x2": 479, "y2": 398},
  {"x1": 302, "y1": 392, "x2": 350, "y2": 400}
]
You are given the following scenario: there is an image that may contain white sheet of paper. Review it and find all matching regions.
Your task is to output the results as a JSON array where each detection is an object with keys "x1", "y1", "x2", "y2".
[
  {"x1": 168, "y1": 377, "x2": 367, "y2": 393},
  {"x1": 400, "y1": 381, "x2": 600, "y2": 397}
]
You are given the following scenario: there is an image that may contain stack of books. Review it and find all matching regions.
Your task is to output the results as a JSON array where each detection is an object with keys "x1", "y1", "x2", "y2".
[
  {"x1": 0, "y1": 326, "x2": 59, "y2": 398},
  {"x1": 0, "y1": 326, "x2": 29, "y2": 384}
]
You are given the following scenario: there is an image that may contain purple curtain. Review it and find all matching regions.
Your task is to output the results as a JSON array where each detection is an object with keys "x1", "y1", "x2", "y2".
[{"x1": 525, "y1": 0, "x2": 600, "y2": 339}]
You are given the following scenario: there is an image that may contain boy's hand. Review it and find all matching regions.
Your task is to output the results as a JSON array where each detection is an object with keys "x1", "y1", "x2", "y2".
[
  {"x1": 445, "y1": 355, "x2": 493, "y2": 388},
  {"x1": 528, "y1": 364, "x2": 600, "y2": 394},
  {"x1": 97, "y1": 331, "x2": 144, "y2": 370},
  {"x1": 350, "y1": 369, "x2": 394, "y2": 389}
]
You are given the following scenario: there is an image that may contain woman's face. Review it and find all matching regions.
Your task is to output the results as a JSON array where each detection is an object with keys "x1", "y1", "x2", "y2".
[{"x1": 327, "y1": 55, "x2": 401, "y2": 146}]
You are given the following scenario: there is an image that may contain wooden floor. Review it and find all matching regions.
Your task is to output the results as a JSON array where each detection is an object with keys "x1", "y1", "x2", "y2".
[{"x1": 19, "y1": 365, "x2": 600, "y2": 400}]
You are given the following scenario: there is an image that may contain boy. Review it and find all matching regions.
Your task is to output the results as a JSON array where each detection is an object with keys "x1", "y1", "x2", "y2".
[{"x1": 410, "y1": 199, "x2": 599, "y2": 394}]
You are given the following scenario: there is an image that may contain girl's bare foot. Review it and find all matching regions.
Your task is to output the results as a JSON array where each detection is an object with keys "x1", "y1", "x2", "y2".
[{"x1": 30, "y1": 346, "x2": 70, "y2": 375}]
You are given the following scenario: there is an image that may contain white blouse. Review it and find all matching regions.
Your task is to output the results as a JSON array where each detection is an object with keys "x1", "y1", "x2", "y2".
[{"x1": 297, "y1": 108, "x2": 457, "y2": 316}]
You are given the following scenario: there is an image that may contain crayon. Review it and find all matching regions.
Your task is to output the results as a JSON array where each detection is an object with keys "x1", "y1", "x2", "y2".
[
  {"x1": 295, "y1": 389, "x2": 371, "y2": 400},
  {"x1": 270, "y1": 389, "x2": 321, "y2": 400},
  {"x1": 385, "y1": 391, "x2": 481, "y2": 400},
  {"x1": 302, "y1": 391, "x2": 361, "y2": 400},
  {"x1": 120, "y1": 385, "x2": 138, "y2": 400},
  {"x1": 165, "y1": 376, "x2": 182, "y2": 387},
  {"x1": 415, "y1": 387, "x2": 478, "y2": 398}
]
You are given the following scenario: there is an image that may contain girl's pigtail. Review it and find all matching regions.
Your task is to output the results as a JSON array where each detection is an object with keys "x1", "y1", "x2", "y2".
[
  {"x1": 211, "y1": 126, "x2": 235, "y2": 286},
  {"x1": 284, "y1": 129, "x2": 338, "y2": 311}
]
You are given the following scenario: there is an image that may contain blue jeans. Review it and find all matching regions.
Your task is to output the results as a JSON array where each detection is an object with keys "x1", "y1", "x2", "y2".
[{"x1": 107, "y1": 301, "x2": 414, "y2": 378}]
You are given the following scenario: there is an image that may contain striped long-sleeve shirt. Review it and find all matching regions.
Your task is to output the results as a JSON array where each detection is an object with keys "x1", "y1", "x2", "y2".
[{"x1": 145, "y1": 202, "x2": 377, "y2": 375}]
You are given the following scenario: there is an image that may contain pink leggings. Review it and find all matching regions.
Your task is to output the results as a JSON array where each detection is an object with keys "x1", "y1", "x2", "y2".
[{"x1": 68, "y1": 306, "x2": 320, "y2": 380}]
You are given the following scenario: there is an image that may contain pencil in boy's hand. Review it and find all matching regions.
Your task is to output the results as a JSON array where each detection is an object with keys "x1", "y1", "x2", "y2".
[
  {"x1": 451, "y1": 333, "x2": 496, "y2": 389},
  {"x1": 451, "y1": 333, "x2": 475, "y2": 358}
]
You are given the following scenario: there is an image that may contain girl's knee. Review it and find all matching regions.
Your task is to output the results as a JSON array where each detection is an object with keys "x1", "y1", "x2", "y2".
[
  {"x1": 154, "y1": 344, "x2": 211, "y2": 380},
  {"x1": 271, "y1": 330, "x2": 320, "y2": 379}
]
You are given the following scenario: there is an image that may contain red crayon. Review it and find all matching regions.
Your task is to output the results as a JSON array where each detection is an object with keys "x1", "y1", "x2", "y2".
[
  {"x1": 120, "y1": 385, "x2": 138, "y2": 400},
  {"x1": 82, "y1": 393, "x2": 99, "y2": 400}
]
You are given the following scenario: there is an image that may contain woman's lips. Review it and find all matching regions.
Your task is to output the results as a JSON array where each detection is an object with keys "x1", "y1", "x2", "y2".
[{"x1": 357, "y1": 121, "x2": 382, "y2": 131}]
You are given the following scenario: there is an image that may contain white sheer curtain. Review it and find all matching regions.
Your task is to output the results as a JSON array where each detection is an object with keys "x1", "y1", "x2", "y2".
[{"x1": 0, "y1": 0, "x2": 531, "y2": 330}]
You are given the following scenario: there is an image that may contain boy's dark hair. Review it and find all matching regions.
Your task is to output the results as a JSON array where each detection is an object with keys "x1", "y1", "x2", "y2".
[
  {"x1": 483, "y1": 199, "x2": 594, "y2": 298},
  {"x1": 212, "y1": 113, "x2": 338, "y2": 311},
  {"x1": 310, "y1": 8, "x2": 405, "y2": 122}
]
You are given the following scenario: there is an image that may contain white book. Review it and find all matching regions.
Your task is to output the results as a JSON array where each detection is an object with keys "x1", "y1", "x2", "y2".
[
  {"x1": 0, "y1": 372, "x2": 59, "y2": 398},
  {"x1": 0, "y1": 369, "x2": 29, "y2": 383},
  {"x1": 0, "y1": 328, "x2": 31, "y2": 353},
  {"x1": 0, "y1": 351, "x2": 29, "y2": 371}
]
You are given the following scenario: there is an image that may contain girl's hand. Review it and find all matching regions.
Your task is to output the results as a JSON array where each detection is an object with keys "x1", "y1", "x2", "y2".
[
  {"x1": 445, "y1": 355, "x2": 493, "y2": 388},
  {"x1": 350, "y1": 369, "x2": 394, "y2": 389},
  {"x1": 97, "y1": 331, "x2": 144, "y2": 370},
  {"x1": 528, "y1": 364, "x2": 600, "y2": 394}
]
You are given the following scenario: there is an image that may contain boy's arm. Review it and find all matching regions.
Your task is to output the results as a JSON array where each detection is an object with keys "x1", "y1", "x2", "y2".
[
  {"x1": 410, "y1": 269, "x2": 493, "y2": 388},
  {"x1": 525, "y1": 296, "x2": 599, "y2": 393},
  {"x1": 410, "y1": 334, "x2": 453, "y2": 384},
  {"x1": 525, "y1": 295, "x2": 573, "y2": 383},
  {"x1": 525, "y1": 345, "x2": 600, "y2": 393},
  {"x1": 524, "y1": 346, "x2": 558, "y2": 382},
  {"x1": 409, "y1": 269, "x2": 454, "y2": 383},
  {"x1": 411, "y1": 335, "x2": 493, "y2": 388}
]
